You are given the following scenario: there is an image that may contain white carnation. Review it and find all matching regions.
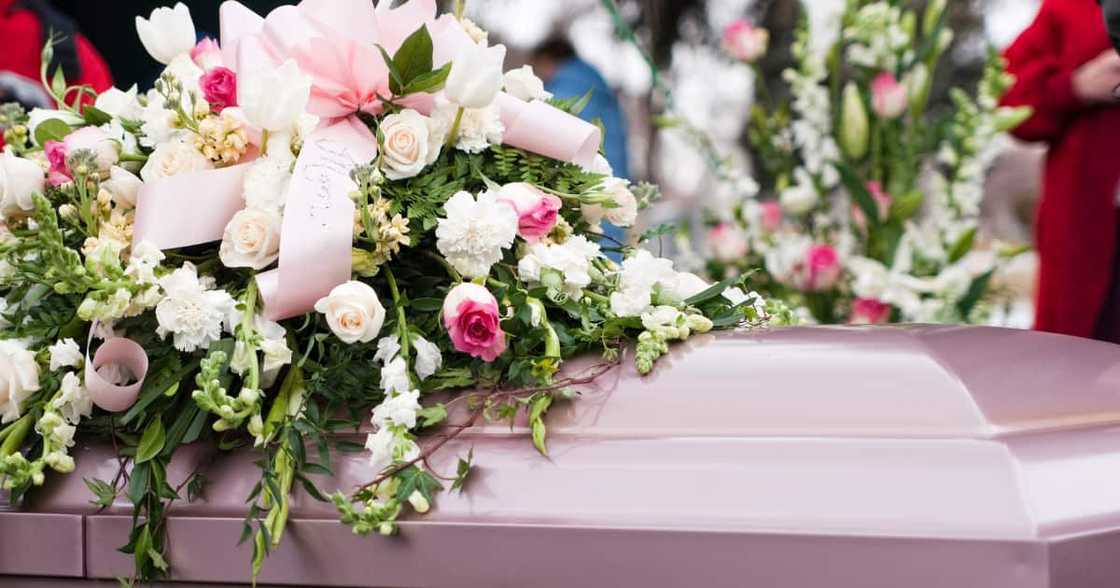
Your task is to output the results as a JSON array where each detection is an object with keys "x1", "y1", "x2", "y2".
[
  {"x1": 48, "y1": 339, "x2": 83, "y2": 371},
  {"x1": 436, "y1": 190, "x2": 518, "y2": 278},
  {"x1": 243, "y1": 157, "x2": 292, "y2": 212},
  {"x1": 155, "y1": 263, "x2": 236, "y2": 352},
  {"x1": 432, "y1": 98, "x2": 504, "y2": 154}
]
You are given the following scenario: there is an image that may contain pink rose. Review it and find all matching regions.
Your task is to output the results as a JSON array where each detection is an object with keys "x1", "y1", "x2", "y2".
[
  {"x1": 759, "y1": 201, "x2": 783, "y2": 233},
  {"x1": 850, "y1": 298, "x2": 892, "y2": 325},
  {"x1": 44, "y1": 140, "x2": 71, "y2": 186},
  {"x1": 706, "y1": 223, "x2": 749, "y2": 262},
  {"x1": 722, "y1": 19, "x2": 769, "y2": 63},
  {"x1": 853, "y1": 180, "x2": 893, "y2": 228},
  {"x1": 802, "y1": 244, "x2": 841, "y2": 292},
  {"x1": 495, "y1": 183, "x2": 562, "y2": 242},
  {"x1": 871, "y1": 72, "x2": 908, "y2": 119},
  {"x1": 191, "y1": 37, "x2": 223, "y2": 70},
  {"x1": 200, "y1": 67, "x2": 238, "y2": 113},
  {"x1": 442, "y1": 283, "x2": 506, "y2": 362}
]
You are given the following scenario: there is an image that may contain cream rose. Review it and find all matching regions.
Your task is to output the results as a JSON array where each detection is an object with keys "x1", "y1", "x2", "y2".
[
  {"x1": 0, "y1": 339, "x2": 41, "y2": 424},
  {"x1": 140, "y1": 138, "x2": 214, "y2": 182},
  {"x1": 314, "y1": 281, "x2": 386, "y2": 344},
  {"x1": 380, "y1": 109, "x2": 440, "y2": 180},
  {"x1": 0, "y1": 151, "x2": 46, "y2": 219},
  {"x1": 219, "y1": 208, "x2": 282, "y2": 270}
]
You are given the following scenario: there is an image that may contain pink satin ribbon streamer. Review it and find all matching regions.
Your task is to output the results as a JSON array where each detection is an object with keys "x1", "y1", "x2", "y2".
[
  {"x1": 133, "y1": 162, "x2": 254, "y2": 250},
  {"x1": 257, "y1": 120, "x2": 379, "y2": 320},
  {"x1": 85, "y1": 331, "x2": 149, "y2": 413}
]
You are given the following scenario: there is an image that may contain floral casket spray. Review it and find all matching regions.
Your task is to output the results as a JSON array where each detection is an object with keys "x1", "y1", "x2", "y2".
[{"x1": 0, "y1": 0, "x2": 790, "y2": 581}]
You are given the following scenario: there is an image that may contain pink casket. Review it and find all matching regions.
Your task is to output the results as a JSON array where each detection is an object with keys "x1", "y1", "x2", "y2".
[{"x1": 4, "y1": 325, "x2": 1120, "y2": 587}]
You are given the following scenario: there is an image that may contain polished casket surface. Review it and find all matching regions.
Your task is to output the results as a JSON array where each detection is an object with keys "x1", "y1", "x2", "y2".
[{"x1": 4, "y1": 325, "x2": 1120, "y2": 587}]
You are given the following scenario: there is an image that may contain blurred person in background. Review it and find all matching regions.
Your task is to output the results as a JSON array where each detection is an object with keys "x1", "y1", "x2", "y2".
[
  {"x1": 0, "y1": 0, "x2": 112, "y2": 109},
  {"x1": 1001, "y1": 0, "x2": 1120, "y2": 343},
  {"x1": 532, "y1": 36, "x2": 631, "y2": 252}
]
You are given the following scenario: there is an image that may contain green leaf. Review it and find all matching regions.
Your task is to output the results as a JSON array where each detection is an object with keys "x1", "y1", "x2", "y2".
[
  {"x1": 127, "y1": 461, "x2": 149, "y2": 505},
  {"x1": 889, "y1": 190, "x2": 923, "y2": 222},
  {"x1": 393, "y1": 25, "x2": 435, "y2": 90},
  {"x1": 947, "y1": 227, "x2": 977, "y2": 263},
  {"x1": 34, "y1": 118, "x2": 71, "y2": 146},
  {"x1": 411, "y1": 298, "x2": 445, "y2": 312},
  {"x1": 402, "y1": 63, "x2": 451, "y2": 95},
  {"x1": 147, "y1": 548, "x2": 169, "y2": 573},
  {"x1": 135, "y1": 419, "x2": 166, "y2": 464},
  {"x1": 417, "y1": 404, "x2": 448, "y2": 428},
  {"x1": 83, "y1": 106, "x2": 113, "y2": 127},
  {"x1": 378, "y1": 45, "x2": 406, "y2": 96},
  {"x1": 134, "y1": 525, "x2": 152, "y2": 576},
  {"x1": 836, "y1": 163, "x2": 881, "y2": 229},
  {"x1": 529, "y1": 394, "x2": 552, "y2": 457},
  {"x1": 395, "y1": 466, "x2": 443, "y2": 504},
  {"x1": 451, "y1": 448, "x2": 473, "y2": 493},
  {"x1": 957, "y1": 270, "x2": 994, "y2": 320},
  {"x1": 84, "y1": 477, "x2": 117, "y2": 509},
  {"x1": 684, "y1": 275, "x2": 739, "y2": 307}
]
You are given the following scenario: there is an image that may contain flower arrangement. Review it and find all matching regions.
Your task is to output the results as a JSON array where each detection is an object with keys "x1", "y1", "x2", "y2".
[
  {"x1": 0, "y1": 1, "x2": 783, "y2": 581},
  {"x1": 701, "y1": 0, "x2": 1032, "y2": 324}
]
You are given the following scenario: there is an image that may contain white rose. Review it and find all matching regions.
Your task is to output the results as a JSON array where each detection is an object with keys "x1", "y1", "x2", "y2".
[
  {"x1": 372, "y1": 388, "x2": 421, "y2": 429},
  {"x1": 141, "y1": 138, "x2": 214, "y2": 182},
  {"x1": 136, "y1": 3, "x2": 197, "y2": 65},
  {"x1": 95, "y1": 86, "x2": 144, "y2": 120},
  {"x1": 445, "y1": 41, "x2": 507, "y2": 109},
  {"x1": 380, "y1": 109, "x2": 441, "y2": 180},
  {"x1": 101, "y1": 166, "x2": 143, "y2": 209},
  {"x1": 0, "y1": 339, "x2": 41, "y2": 424},
  {"x1": 503, "y1": 65, "x2": 552, "y2": 102},
  {"x1": 48, "y1": 339, "x2": 83, "y2": 371},
  {"x1": 314, "y1": 281, "x2": 386, "y2": 344},
  {"x1": 219, "y1": 208, "x2": 282, "y2": 270},
  {"x1": 581, "y1": 178, "x2": 638, "y2": 228},
  {"x1": 239, "y1": 59, "x2": 312, "y2": 132},
  {"x1": 0, "y1": 151, "x2": 46, "y2": 219}
]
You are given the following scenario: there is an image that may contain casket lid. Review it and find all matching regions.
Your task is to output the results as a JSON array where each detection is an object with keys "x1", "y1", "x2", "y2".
[{"x1": 520, "y1": 326, "x2": 1120, "y2": 439}]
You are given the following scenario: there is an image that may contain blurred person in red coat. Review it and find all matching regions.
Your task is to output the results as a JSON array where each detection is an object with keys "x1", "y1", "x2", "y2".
[
  {"x1": 1002, "y1": 0, "x2": 1120, "y2": 342},
  {"x1": 0, "y1": 0, "x2": 112, "y2": 110}
]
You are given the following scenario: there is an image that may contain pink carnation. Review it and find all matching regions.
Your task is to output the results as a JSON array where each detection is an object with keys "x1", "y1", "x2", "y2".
[
  {"x1": 850, "y1": 298, "x2": 892, "y2": 325},
  {"x1": 44, "y1": 140, "x2": 71, "y2": 186},
  {"x1": 442, "y1": 283, "x2": 506, "y2": 363},
  {"x1": 495, "y1": 183, "x2": 562, "y2": 242},
  {"x1": 200, "y1": 67, "x2": 238, "y2": 113}
]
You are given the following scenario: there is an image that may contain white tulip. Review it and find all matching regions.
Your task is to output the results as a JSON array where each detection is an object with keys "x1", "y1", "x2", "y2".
[
  {"x1": 135, "y1": 3, "x2": 197, "y2": 65},
  {"x1": 0, "y1": 151, "x2": 46, "y2": 219},
  {"x1": 445, "y1": 42, "x2": 507, "y2": 109},
  {"x1": 314, "y1": 281, "x2": 386, "y2": 344},
  {"x1": 238, "y1": 60, "x2": 312, "y2": 132}
]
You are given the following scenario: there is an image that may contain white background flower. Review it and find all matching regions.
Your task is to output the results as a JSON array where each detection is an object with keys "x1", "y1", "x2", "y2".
[
  {"x1": 436, "y1": 190, "x2": 518, "y2": 278},
  {"x1": 380, "y1": 109, "x2": 442, "y2": 180},
  {"x1": 48, "y1": 339, "x2": 83, "y2": 371},
  {"x1": 314, "y1": 281, "x2": 386, "y2": 344},
  {"x1": 0, "y1": 339, "x2": 40, "y2": 424},
  {"x1": 140, "y1": 138, "x2": 214, "y2": 182},
  {"x1": 155, "y1": 263, "x2": 236, "y2": 352},
  {"x1": 219, "y1": 208, "x2": 282, "y2": 270},
  {"x1": 136, "y1": 3, "x2": 196, "y2": 65}
]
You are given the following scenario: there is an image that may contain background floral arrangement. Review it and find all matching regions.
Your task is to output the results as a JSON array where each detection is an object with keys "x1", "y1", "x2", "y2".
[
  {"x1": 0, "y1": 1, "x2": 786, "y2": 582},
  {"x1": 697, "y1": 0, "x2": 1033, "y2": 325}
]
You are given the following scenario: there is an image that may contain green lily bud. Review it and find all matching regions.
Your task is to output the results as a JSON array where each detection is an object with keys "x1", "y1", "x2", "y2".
[
  {"x1": 906, "y1": 63, "x2": 931, "y2": 117},
  {"x1": 840, "y1": 82, "x2": 870, "y2": 161},
  {"x1": 923, "y1": 0, "x2": 947, "y2": 35}
]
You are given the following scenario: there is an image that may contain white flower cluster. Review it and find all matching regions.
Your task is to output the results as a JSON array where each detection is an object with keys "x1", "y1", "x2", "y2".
[
  {"x1": 844, "y1": 2, "x2": 916, "y2": 71},
  {"x1": 364, "y1": 334, "x2": 443, "y2": 474},
  {"x1": 517, "y1": 235, "x2": 601, "y2": 300}
]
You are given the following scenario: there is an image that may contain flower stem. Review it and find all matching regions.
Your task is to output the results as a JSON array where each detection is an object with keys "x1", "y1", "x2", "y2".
[
  {"x1": 118, "y1": 153, "x2": 149, "y2": 163},
  {"x1": 384, "y1": 267, "x2": 410, "y2": 361},
  {"x1": 454, "y1": 0, "x2": 466, "y2": 20},
  {"x1": 0, "y1": 415, "x2": 32, "y2": 457},
  {"x1": 444, "y1": 107, "x2": 465, "y2": 149}
]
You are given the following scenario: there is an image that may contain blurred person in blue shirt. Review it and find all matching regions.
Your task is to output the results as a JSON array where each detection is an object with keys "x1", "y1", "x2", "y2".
[{"x1": 532, "y1": 37, "x2": 631, "y2": 253}]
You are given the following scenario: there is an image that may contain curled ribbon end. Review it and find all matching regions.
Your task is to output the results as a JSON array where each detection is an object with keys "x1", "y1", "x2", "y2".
[{"x1": 85, "y1": 338, "x2": 149, "y2": 413}]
